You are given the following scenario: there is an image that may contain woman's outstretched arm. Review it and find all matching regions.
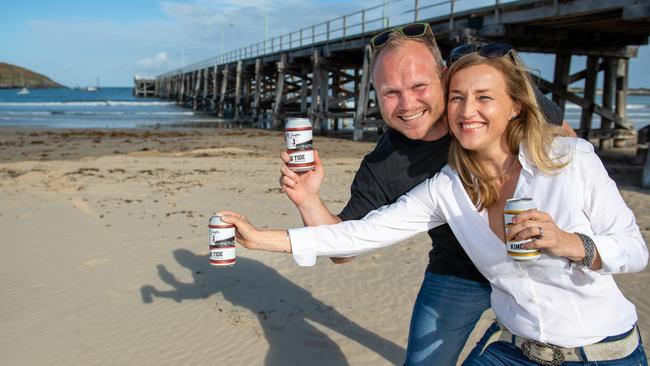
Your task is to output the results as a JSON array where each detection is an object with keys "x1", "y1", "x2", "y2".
[{"x1": 218, "y1": 211, "x2": 292, "y2": 253}]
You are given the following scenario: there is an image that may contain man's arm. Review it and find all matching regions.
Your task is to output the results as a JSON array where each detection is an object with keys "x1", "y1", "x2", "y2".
[
  {"x1": 280, "y1": 149, "x2": 342, "y2": 226},
  {"x1": 280, "y1": 150, "x2": 352, "y2": 263}
]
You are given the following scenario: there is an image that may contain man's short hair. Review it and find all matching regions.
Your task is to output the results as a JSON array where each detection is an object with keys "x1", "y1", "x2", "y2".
[{"x1": 370, "y1": 29, "x2": 445, "y2": 83}]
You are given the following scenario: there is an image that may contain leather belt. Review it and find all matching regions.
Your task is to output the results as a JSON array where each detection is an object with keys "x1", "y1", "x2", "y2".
[{"x1": 480, "y1": 323, "x2": 640, "y2": 366}]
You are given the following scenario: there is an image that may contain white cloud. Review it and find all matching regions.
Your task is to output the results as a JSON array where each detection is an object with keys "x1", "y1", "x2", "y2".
[
  {"x1": 160, "y1": 0, "x2": 272, "y2": 28},
  {"x1": 137, "y1": 52, "x2": 170, "y2": 68},
  {"x1": 158, "y1": 0, "x2": 367, "y2": 56}
]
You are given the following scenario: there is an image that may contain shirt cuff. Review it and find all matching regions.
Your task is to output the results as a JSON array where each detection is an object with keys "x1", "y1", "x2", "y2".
[
  {"x1": 591, "y1": 235, "x2": 627, "y2": 274},
  {"x1": 288, "y1": 227, "x2": 317, "y2": 266}
]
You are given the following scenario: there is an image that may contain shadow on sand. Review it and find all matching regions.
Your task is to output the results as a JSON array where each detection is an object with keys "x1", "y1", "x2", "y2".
[{"x1": 141, "y1": 249, "x2": 404, "y2": 365}]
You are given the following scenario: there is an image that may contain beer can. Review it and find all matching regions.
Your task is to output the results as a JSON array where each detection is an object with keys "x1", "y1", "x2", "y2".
[
  {"x1": 285, "y1": 118, "x2": 315, "y2": 172},
  {"x1": 504, "y1": 198, "x2": 541, "y2": 261},
  {"x1": 208, "y1": 215, "x2": 236, "y2": 266}
]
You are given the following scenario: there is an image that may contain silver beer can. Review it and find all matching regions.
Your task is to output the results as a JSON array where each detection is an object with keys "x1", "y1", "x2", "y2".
[
  {"x1": 504, "y1": 198, "x2": 541, "y2": 261},
  {"x1": 208, "y1": 215, "x2": 236, "y2": 266},
  {"x1": 285, "y1": 118, "x2": 315, "y2": 172}
]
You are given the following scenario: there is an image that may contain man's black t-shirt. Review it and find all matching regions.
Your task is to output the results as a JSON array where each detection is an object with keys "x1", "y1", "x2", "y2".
[
  {"x1": 337, "y1": 132, "x2": 485, "y2": 281},
  {"x1": 338, "y1": 91, "x2": 563, "y2": 283}
]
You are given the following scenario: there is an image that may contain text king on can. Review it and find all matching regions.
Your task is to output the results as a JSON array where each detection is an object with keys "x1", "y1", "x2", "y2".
[{"x1": 504, "y1": 198, "x2": 541, "y2": 261}]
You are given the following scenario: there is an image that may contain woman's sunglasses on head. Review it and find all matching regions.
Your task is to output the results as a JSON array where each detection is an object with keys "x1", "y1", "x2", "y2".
[
  {"x1": 370, "y1": 22, "x2": 433, "y2": 49},
  {"x1": 448, "y1": 43, "x2": 514, "y2": 65}
]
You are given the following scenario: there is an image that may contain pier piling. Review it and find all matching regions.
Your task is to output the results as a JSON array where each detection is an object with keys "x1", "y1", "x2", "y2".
[{"x1": 143, "y1": 0, "x2": 650, "y2": 145}]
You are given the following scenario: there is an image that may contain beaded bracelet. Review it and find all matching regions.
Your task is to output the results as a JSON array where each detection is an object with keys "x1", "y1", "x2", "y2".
[{"x1": 574, "y1": 232, "x2": 596, "y2": 268}]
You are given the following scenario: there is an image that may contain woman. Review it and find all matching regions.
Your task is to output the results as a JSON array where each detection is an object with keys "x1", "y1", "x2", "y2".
[{"x1": 220, "y1": 44, "x2": 648, "y2": 365}]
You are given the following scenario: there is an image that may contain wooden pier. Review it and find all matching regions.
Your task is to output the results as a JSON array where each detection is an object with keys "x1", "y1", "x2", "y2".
[
  {"x1": 143, "y1": 0, "x2": 650, "y2": 147},
  {"x1": 133, "y1": 77, "x2": 156, "y2": 97}
]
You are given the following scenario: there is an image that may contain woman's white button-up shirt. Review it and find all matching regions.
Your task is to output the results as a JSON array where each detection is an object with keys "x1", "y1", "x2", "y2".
[{"x1": 288, "y1": 137, "x2": 648, "y2": 347}]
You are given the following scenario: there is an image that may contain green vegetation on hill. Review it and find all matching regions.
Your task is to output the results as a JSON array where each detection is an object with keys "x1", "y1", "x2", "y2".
[{"x1": 0, "y1": 62, "x2": 64, "y2": 89}]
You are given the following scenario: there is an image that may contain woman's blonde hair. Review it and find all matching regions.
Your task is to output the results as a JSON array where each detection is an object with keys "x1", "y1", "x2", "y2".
[{"x1": 445, "y1": 48, "x2": 568, "y2": 210}]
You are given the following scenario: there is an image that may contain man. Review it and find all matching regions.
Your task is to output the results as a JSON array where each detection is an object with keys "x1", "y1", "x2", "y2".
[{"x1": 279, "y1": 23, "x2": 572, "y2": 365}]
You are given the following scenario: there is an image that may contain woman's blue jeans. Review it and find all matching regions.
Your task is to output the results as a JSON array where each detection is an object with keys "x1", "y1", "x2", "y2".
[
  {"x1": 463, "y1": 322, "x2": 648, "y2": 366},
  {"x1": 404, "y1": 272, "x2": 492, "y2": 366}
]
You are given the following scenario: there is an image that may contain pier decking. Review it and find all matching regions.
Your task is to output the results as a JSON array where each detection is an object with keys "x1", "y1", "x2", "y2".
[{"x1": 143, "y1": 0, "x2": 650, "y2": 148}]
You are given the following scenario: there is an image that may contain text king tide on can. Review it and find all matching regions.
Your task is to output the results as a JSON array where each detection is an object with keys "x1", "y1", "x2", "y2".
[
  {"x1": 208, "y1": 215, "x2": 236, "y2": 266},
  {"x1": 504, "y1": 198, "x2": 541, "y2": 261},
  {"x1": 285, "y1": 118, "x2": 315, "y2": 172}
]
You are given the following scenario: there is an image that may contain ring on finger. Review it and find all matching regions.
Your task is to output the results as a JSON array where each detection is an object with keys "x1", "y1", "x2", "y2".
[{"x1": 537, "y1": 226, "x2": 544, "y2": 239}]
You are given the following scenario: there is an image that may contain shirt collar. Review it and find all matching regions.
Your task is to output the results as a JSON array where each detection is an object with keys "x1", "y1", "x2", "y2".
[{"x1": 517, "y1": 141, "x2": 536, "y2": 177}]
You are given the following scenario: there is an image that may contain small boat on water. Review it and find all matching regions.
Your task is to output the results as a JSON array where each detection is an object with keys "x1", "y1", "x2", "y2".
[
  {"x1": 17, "y1": 71, "x2": 29, "y2": 95},
  {"x1": 86, "y1": 77, "x2": 100, "y2": 92}
]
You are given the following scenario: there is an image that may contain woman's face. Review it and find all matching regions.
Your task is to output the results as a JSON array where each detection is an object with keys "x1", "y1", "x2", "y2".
[{"x1": 447, "y1": 64, "x2": 520, "y2": 157}]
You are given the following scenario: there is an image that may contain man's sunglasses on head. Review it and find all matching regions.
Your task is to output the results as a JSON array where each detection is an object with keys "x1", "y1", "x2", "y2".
[{"x1": 370, "y1": 22, "x2": 433, "y2": 49}]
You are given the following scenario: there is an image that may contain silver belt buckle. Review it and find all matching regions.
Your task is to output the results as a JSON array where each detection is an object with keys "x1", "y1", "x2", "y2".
[{"x1": 520, "y1": 339, "x2": 565, "y2": 366}]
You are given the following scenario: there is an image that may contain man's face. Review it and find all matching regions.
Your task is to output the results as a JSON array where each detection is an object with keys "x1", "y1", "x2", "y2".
[{"x1": 372, "y1": 40, "x2": 446, "y2": 141}]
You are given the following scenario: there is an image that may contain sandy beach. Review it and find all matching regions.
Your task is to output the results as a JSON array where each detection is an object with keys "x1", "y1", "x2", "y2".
[{"x1": 0, "y1": 127, "x2": 648, "y2": 365}]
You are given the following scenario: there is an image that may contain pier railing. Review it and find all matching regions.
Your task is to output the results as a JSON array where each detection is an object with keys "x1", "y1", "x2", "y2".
[
  {"x1": 152, "y1": 0, "x2": 648, "y2": 154},
  {"x1": 159, "y1": 0, "x2": 517, "y2": 77}
]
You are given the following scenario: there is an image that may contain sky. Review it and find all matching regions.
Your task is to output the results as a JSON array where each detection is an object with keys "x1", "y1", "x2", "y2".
[{"x1": 1, "y1": 0, "x2": 649, "y2": 88}]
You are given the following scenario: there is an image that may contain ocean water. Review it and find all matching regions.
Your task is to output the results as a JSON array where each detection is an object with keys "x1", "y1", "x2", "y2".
[
  {"x1": 0, "y1": 87, "x2": 207, "y2": 129},
  {"x1": 1, "y1": 87, "x2": 649, "y2": 132}
]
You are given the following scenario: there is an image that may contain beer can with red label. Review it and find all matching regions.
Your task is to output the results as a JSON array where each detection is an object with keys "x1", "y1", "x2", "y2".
[
  {"x1": 504, "y1": 198, "x2": 541, "y2": 261},
  {"x1": 208, "y1": 215, "x2": 236, "y2": 266},
  {"x1": 285, "y1": 118, "x2": 315, "y2": 172}
]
